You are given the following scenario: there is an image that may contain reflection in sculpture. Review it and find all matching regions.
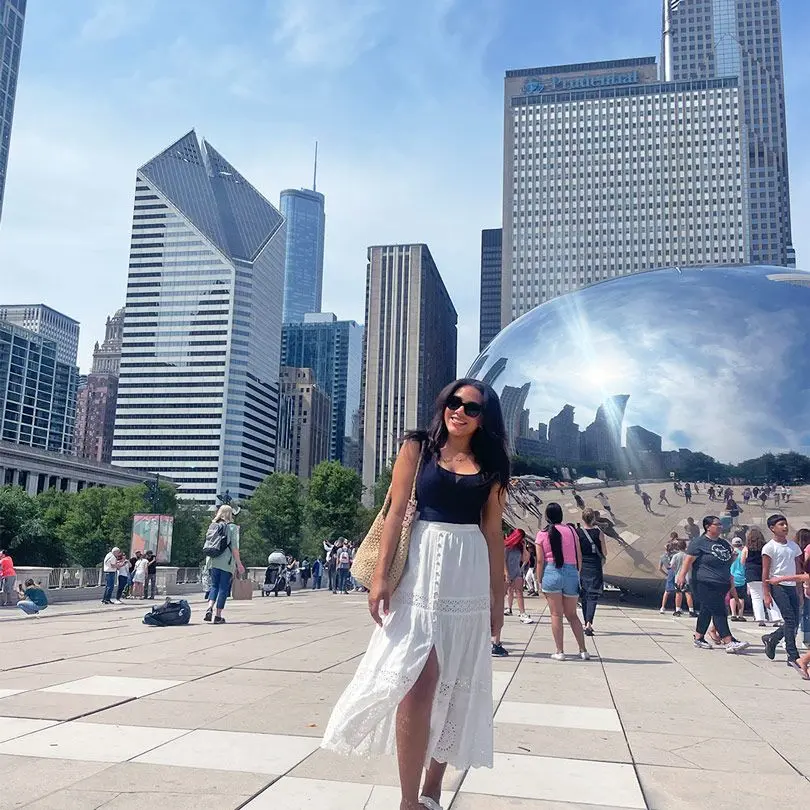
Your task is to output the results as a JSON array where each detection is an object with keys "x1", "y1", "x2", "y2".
[{"x1": 470, "y1": 266, "x2": 810, "y2": 593}]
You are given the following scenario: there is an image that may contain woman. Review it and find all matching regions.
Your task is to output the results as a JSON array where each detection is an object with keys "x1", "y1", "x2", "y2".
[
  {"x1": 322, "y1": 379, "x2": 509, "y2": 810},
  {"x1": 675, "y1": 516, "x2": 749, "y2": 653},
  {"x1": 132, "y1": 554, "x2": 149, "y2": 598},
  {"x1": 659, "y1": 540, "x2": 676, "y2": 614},
  {"x1": 578, "y1": 508, "x2": 606, "y2": 636},
  {"x1": 504, "y1": 528, "x2": 534, "y2": 624},
  {"x1": 536, "y1": 503, "x2": 589, "y2": 661},
  {"x1": 728, "y1": 537, "x2": 747, "y2": 621},
  {"x1": 742, "y1": 526, "x2": 783, "y2": 627},
  {"x1": 795, "y1": 527, "x2": 810, "y2": 647},
  {"x1": 203, "y1": 504, "x2": 244, "y2": 624}
]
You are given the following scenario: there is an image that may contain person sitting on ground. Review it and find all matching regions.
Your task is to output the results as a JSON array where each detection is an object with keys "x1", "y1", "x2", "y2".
[{"x1": 16, "y1": 578, "x2": 48, "y2": 616}]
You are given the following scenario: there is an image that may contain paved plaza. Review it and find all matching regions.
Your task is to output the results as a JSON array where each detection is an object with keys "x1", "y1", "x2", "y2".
[{"x1": 0, "y1": 588, "x2": 808, "y2": 809}]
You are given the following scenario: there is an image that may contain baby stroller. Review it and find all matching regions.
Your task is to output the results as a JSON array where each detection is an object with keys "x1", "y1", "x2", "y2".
[{"x1": 262, "y1": 551, "x2": 292, "y2": 597}]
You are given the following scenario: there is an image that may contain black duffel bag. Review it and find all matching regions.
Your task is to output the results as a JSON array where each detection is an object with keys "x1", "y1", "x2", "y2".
[{"x1": 143, "y1": 598, "x2": 191, "y2": 627}]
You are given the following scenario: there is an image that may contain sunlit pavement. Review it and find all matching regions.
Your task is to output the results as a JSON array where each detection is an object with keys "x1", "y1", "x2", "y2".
[{"x1": 0, "y1": 587, "x2": 808, "y2": 809}]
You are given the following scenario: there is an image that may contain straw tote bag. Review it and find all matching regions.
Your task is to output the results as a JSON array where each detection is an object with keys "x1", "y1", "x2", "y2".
[{"x1": 351, "y1": 446, "x2": 424, "y2": 591}]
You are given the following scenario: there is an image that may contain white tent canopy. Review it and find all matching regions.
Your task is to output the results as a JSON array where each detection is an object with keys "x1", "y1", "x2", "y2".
[{"x1": 574, "y1": 476, "x2": 605, "y2": 488}]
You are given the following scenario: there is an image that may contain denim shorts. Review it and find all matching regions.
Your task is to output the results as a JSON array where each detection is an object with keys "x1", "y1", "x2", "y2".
[{"x1": 542, "y1": 563, "x2": 580, "y2": 596}]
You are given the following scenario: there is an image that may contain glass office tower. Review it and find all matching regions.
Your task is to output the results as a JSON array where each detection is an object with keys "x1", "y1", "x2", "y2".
[
  {"x1": 665, "y1": 0, "x2": 794, "y2": 266},
  {"x1": 112, "y1": 131, "x2": 287, "y2": 503},
  {"x1": 0, "y1": 0, "x2": 25, "y2": 223}
]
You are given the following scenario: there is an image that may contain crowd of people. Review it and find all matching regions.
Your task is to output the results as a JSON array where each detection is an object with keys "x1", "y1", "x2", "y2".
[{"x1": 101, "y1": 547, "x2": 158, "y2": 605}]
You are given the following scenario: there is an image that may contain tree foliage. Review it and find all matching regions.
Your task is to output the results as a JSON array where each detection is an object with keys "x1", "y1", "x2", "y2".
[
  {"x1": 240, "y1": 473, "x2": 303, "y2": 565},
  {"x1": 305, "y1": 461, "x2": 363, "y2": 553}
]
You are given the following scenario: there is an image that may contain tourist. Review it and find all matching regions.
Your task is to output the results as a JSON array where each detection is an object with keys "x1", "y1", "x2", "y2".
[
  {"x1": 729, "y1": 537, "x2": 747, "y2": 621},
  {"x1": 641, "y1": 491, "x2": 653, "y2": 513},
  {"x1": 523, "y1": 541, "x2": 538, "y2": 596},
  {"x1": 684, "y1": 483, "x2": 692, "y2": 504},
  {"x1": 536, "y1": 502, "x2": 590, "y2": 661},
  {"x1": 300, "y1": 557, "x2": 311, "y2": 589},
  {"x1": 658, "y1": 488, "x2": 671, "y2": 506},
  {"x1": 16, "y1": 578, "x2": 48, "y2": 616},
  {"x1": 761, "y1": 514, "x2": 803, "y2": 675},
  {"x1": 101, "y1": 546, "x2": 121, "y2": 605},
  {"x1": 765, "y1": 566, "x2": 810, "y2": 679},
  {"x1": 659, "y1": 541, "x2": 676, "y2": 614},
  {"x1": 0, "y1": 550, "x2": 16, "y2": 607},
  {"x1": 322, "y1": 379, "x2": 510, "y2": 810},
  {"x1": 144, "y1": 550, "x2": 157, "y2": 599},
  {"x1": 335, "y1": 540, "x2": 351, "y2": 594},
  {"x1": 578, "y1": 508, "x2": 606, "y2": 636},
  {"x1": 675, "y1": 516, "x2": 749, "y2": 653},
  {"x1": 203, "y1": 504, "x2": 244, "y2": 624},
  {"x1": 669, "y1": 539, "x2": 696, "y2": 617},
  {"x1": 327, "y1": 547, "x2": 338, "y2": 592},
  {"x1": 115, "y1": 552, "x2": 130, "y2": 603},
  {"x1": 742, "y1": 487, "x2": 752, "y2": 505},
  {"x1": 685, "y1": 517, "x2": 700, "y2": 541},
  {"x1": 797, "y1": 528, "x2": 810, "y2": 648},
  {"x1": 311, "y1": 557, "x2": 323, "y2": 590},
  {"x1": 504, "y1": 528, "x2": 534, "y2": 624},
  {"x1": 742, "y1": 526, "x2": 782, "y2": 627},
  {"x1": 596, "y1": 491, "x2": 614, "y2": 517},
  {"x1": 131, "y1": 552, "x2": 149, "y2": 598},
  {"x1": 759, "y1": 490, "x2": 768, "y2": 509}
]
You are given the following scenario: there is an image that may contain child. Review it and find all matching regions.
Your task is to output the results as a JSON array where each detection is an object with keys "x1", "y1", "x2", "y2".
[
  {"x1": 669, "y1": 539, "x2": 697, "y2": 617},
  {"x1": 17, "y1": 578, "x2": 48, "y2": 616},
  {"x1": 659, "y1": 541, "x2": 676, "y2": 614}
]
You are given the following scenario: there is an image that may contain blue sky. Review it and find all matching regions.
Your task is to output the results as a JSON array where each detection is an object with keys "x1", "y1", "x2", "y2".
[{"x1": 0, "y1": 0, "x2": 808, "y2": 375}]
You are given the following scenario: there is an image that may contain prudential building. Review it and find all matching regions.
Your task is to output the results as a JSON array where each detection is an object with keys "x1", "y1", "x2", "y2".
[{"x1": 112, "y1": 132, "x2": 286, "y2": 503}]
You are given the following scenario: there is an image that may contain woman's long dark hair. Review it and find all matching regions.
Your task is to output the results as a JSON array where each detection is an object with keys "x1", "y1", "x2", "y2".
[
  {"x1": 544, "y1": 502, "x2": 565, "y2": 568},
  {"x1": 405, "y1": 378, "x2": 510, "y2": 491}
]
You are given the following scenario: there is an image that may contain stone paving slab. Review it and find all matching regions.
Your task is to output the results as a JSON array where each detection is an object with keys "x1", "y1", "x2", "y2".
[{"x1": 0, "y1": 589, "x2": 808, "y2": 808}]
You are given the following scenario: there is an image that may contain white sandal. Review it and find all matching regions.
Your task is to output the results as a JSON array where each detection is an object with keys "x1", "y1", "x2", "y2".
[{"x1": 419, "y1": 797, "x2": 443, "y2": 810}]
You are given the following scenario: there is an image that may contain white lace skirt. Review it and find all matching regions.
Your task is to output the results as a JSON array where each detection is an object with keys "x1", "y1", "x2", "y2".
[{"x1": 321, "y1": 520, "x2": 494, "y2": 769}]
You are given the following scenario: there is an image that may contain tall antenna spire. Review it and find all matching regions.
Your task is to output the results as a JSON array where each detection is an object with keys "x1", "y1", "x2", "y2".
[{"x1": 313, "y1": 140, "x2": 318, "y2": 192}]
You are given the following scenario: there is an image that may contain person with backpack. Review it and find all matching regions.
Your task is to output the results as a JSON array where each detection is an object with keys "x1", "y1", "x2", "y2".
[
  {"x1": 202, "y1": 504, "x2": 244, "y2": 624},
  {"x1": 577, "y1": 509, "x2": 606, "y2": 635},
  {"x1": 336, "y1": 541, "x2": 351, "y2": 594}
]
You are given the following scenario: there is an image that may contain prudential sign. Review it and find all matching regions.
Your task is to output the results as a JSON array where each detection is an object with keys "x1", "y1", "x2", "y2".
[{"x1": 522, "y1": 71, "x2": 640, "y2": 95}]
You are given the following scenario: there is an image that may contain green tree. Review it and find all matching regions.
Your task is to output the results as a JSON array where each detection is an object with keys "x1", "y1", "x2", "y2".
[
  {"x1": 59, "y1": 487, "x2": 114, "y2": 566},
  {"x1": 34, "y1": 489, "x2": 71, "y2": 566},
  {"x1": 0, "y1": 486, "x2": 48, "y2": 564},
  {"x1": 171, "y1": 499, "x2": 209, "y2": 566},
  {"x1": 240, "y1": 473, "x2": 303, "y2": 564},
  {"x1": 373, "y1": 460, "x2": 393, "y2": 509},
  {"x1": 305, "y1": 461, "x2": 363, "y2": 554}
]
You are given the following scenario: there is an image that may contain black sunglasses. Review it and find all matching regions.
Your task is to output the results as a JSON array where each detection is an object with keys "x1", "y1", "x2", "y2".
[{"x1": 446, "y1": 395, "x2": 482, "y2": 418}]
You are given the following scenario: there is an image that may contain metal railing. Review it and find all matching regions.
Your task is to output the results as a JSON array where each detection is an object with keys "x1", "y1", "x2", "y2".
[
  {"x1": 175, "y1": 567, "x2": 202, "y2": 585},
  {"x1": 47, "y1": 568, "x2": 104, "y2": 589}
]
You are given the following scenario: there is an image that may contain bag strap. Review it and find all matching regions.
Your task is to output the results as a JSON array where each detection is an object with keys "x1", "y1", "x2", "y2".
[{"x1": 378, "y1": 441, "x2": 424, "y2": 517}]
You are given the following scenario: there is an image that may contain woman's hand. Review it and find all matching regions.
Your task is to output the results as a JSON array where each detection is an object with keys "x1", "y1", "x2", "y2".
[
  {"x1": 368, "y1": 573, "x2": 390, "y2": 626},
  {"x1": 490, "y1": 601, "x2": 504, "y2": 638}
]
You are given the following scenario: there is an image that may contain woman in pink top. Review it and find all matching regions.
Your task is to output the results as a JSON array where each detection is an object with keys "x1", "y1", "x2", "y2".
[{"x1": 535, "y1": 503, "x2": 589, "y2": 661}]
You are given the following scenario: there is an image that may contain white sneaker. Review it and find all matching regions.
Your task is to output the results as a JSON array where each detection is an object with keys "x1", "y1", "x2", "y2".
[
  {"x1": 550, "y1": 652, "x2": 566, "y2": 661},
  {"x1": 112, "y1": 599, "x2": 122, "y2": 605},
  {"x1": 659, "y1": 608, "x2": 666, "y2": 614},
  {"x1": 519, "y1": 613, "x2": 535, "y2": 624},
  {"x1": 579, "y1": 650, "x2": 590, "y2": 661},
  {"x1": 725, "y1": 640, "x2": 750, "y2": 654}
]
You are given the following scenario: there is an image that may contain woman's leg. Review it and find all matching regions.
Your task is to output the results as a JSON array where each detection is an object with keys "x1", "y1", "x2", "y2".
[
  {"x1": 397, "y1": 648, "x2": 439, "y2": 810},
  {"x1": 695, "y1": 584, "x2": 712, "y2": 639},
  {"x1": 506, "y1": 581, "x2": 514, "y2": 613},
  {"x1": 207, "y1": 568, "x2": 221, "y2": 613},
  {"x1": 514, "y1": 577, "x2": 526, "y2": 614},
  {"x1": 802, "y1": 597, "x2": 810, "y2": 644},
  {"x1": 215, "y1": 571, "x2": 233, "y2": 616},
  {"x1": 563, "y1": 595, "x2": 587, "y2": 652},
  {"x1": 748, "y1": 582, "x2": 766, "y2": 623},
  {"x1": 421, "y1": 758, "x2": 447, "y2": 806},
  {"x1": 545, "y1": 592, "x2": 565, "y2": 653}
]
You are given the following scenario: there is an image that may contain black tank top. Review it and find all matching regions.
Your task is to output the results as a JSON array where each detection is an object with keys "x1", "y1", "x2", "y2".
[
  {"x1": 745, "y1": 548, "x2": 764, "y2": 583},
  {"x1": 416, "y1": 454, "x2": 492, "y2": 525}
]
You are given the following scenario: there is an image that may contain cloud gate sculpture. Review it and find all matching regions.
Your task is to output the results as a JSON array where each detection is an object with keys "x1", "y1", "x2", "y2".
[{"x1": 469, "y1": 265, "x2": 810, "y2": 593}]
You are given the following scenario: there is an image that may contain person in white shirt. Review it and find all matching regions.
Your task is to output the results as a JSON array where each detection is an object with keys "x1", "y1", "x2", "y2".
[
  {"x1": 761, "y1": 514, "x2": 804, "y2": 676},
  {"x1": 101, "y1": 547, "x2": 122, "y2": 605},
  {"x1": 132, "y1": 554, "x2": 149, "y2": 598}
]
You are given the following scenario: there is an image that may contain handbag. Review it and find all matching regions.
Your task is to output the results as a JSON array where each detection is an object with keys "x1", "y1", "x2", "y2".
[
  {"x1": 231, "y1": 572, "x2": 253, "y2": 600},
  {"x1": 351, "y1": 445, "x2": 424, "y2": 591}
]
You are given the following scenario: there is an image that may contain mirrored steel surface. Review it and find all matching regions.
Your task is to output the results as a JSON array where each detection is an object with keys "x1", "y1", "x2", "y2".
[{"x1": 470, "y1": 265, "x2": 810, "y2": 592}]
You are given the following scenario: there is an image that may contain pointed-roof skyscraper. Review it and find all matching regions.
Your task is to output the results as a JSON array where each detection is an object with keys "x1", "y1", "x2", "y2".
[{"x1": 112, "y1": 132, "x2": 287, "y2": 503}]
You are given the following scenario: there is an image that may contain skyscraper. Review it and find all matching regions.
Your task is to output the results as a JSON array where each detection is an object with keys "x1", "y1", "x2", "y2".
[
  {"x1": 281, "y1": 187, "x2": 325, "y2": 323},
  {"x1": 111, "y1": 131, "x2": 286, "y2": 503},
  {"x1": 281, "y1": 312, "x2": 363, "y2": 468},
  {"x1": 479, "y1": 228, "x2": 502, "y2": 351},
  {"x1": 73, "y1": 309, "x2": 124, "y2": 464},
  {"x1": 361, "y1": 244, "x2": 457, "y2": 493},
  {"x1": 0, "y1": 321, "x2": 77, "y2": 453},
  {"x1": 502, "y1": 57, "x2": 747, "y2": 321},
  {"x1": 0, "y1": 304, "x2": 79, "y2": 365},
  {"x1": 0, "y1": 0, "x2": 25, "y2": 223},
  {"x1": 276, "y1": 366, "x2": 331, "y2": 479},
  {"x1": 664, "y1": 0, "x2": 794, "y2": 266}
]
